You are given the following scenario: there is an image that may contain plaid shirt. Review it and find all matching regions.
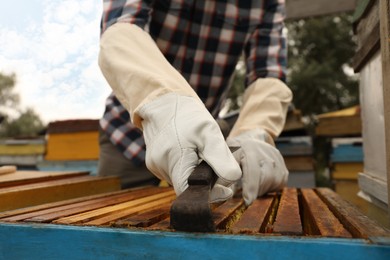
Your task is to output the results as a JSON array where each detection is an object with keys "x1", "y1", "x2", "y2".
[{"x1": 100, "y1": 0, "x2": 287, "y2": 165}]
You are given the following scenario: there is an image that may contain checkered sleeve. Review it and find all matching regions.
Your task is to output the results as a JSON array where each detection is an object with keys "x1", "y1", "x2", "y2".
[
  {"x1": 101, "y1": 0, "x2": 152, "y2": 33},
  {"x1": 100, "y1": 94, "x2": 146, "y2": 165},
  {"x1": 244, "y1": 0, "x2": 287, "y2": 85}
]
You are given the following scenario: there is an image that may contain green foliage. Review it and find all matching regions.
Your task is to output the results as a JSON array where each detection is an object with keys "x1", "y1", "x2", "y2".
[
  {"x1": 285, "y1": 14, "x2": 360, "y2": 187},
  {"x1": 286, "y1": 14, "x2": 359, "y2": 116},
  {"x1": 227, "y1": 60, "x2": 246, "y2": 112},
  {"x1": 0, "y1": 109, "x2": 44, "y2": 138},
  {"x1": 227, "y1": 14, "x2": 359, "y2": 117},
  {"x1": 0, "y1": 73, "x2": 19, "y2": 111},
  {"x1": 0, "y1": 72, "x2": 44, "y2": 138}
]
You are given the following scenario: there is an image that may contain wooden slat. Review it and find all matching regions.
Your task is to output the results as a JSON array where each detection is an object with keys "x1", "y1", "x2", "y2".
[
  {"x1": 231, "y1": 195, "x2": 274, "y2": 234},
  {"x1": 353, "y1": 22, "x2": 381, "y2": 72},
  {"x1": 0, "y1": 188, "x2": 133, "y2": 219},
  {"x1": 111, "y1": 204, "x2": 170, "y2": 228},
  {"x1": 380, "y1": 0, "x2": 390, "y2": 216},
  {"x1": 0, "y1": 170, "x2": 88, "y2": 188},
  {"x1": 146, "y1": 217, "x2": 171, "y2": 231},
  {"x1": 0, "y1": 166, "x2": 17, "y2": 176},
  {"x1": 0, "y1": 185, "x2": 386, "y2": 240},
  {"x1": 316, "y1": 188, "x2": 390, "y2": 238},
  {"x1": 16, "y1": 187, "x2": 163, "y2": 223},
  {"x1": 2, "y1": 192, "x2": 132, "y2": 222},
  {"x1": 301, "y1": 189, "x2": 352, "y2": 238},
  {"x1": 54, "y1": 190, "x2": 175, "y2": 225},
  {"x1": 285, "y1": 0, "x2": 356, "y2": 20},
  {"x1": 212, "y1": 198, "x2": 245, "y2": 229},
  {"x1": 315, "y1": 116, "x2": 362, "y2": 136},
  {"x1": 0, "y1": 176, "x2": 120, "y2": 211},
  {"x1": 357, "y1": 173, "x2": 388, "y2": 205},
  {"x1": 354, "y1": 0, "x2": 379, "y2": 49},
  {"x1": 273, "y1": 188, "x2": 303, "y2": 235},
  {"x1": 85, "y1": 196, "x2": 175, "y2": 226}
]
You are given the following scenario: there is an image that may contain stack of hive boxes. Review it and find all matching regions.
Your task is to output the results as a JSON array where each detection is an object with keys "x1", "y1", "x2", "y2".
[
  {"x1": 38, "y1": 119, "x2": 100, "y2": 174},
  {"x1": 315, "y1": 106, "x2": 363, "y2": 205},
  {"x1": 276, "y1": 107, "x2": 315, "y2": 188},
  {"x1": 330, "y1": 138, "x2": 364, "y2": 197},
  {"x1": 276, "y1": 136, "x2": 315, "y2": 188},
  {"x1": 0, "y1": 138, "x2": 45, "y2": 169}
]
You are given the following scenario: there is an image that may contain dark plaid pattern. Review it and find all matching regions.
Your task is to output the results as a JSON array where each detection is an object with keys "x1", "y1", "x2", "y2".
[
  {"x1": 100, "y1": 0, "x2": 287, "y2": 164},
  {"x1": 100, "y1": 93, "x2": 146, "y2": 166}
]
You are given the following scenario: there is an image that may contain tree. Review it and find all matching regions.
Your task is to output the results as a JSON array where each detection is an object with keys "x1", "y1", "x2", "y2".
[
  {"x1": 0, "y1": 109, "x2": 44, "y2": 137},
  {"x1": 0, "y1": 73, "x2": 19, "y2": 114},
  {"x1": 286, "y1": 14, "x2": 359, "y2": 116},
  {"x1": 0, "y1": 72, "x2": 44, "y2": 138},
  {"x1": 285, "y1": 14, "x2": 360, "y2": 187},
  {"x1": 226, "y1": 14, "x2": 358, "y2": 119}
]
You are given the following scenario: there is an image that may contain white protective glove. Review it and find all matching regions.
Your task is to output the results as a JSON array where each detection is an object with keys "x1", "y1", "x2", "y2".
[
  {"x1": 138, "y1": 93, "x2": 242, "y2": 202},
  {"x1": 227, "y1": 128, "x2": 288, "y2": 206},
  {"x1": 99, "y1": 23, "x2": 242, "y2": 202},
  {"x1": 227, "y1": 78, "x2": 292, "y2": 205}
]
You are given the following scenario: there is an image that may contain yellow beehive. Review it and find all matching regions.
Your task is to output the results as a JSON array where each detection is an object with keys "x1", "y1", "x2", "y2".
[
  {"x1": 44, "y1": 120, "x2": 99, "y2": 161},
  {"x1": 0, "y1": 140, "x2": 45, "y2": 155},
  {"x1": 332, "y1": 162, "x2": 363, "y2": 180}
]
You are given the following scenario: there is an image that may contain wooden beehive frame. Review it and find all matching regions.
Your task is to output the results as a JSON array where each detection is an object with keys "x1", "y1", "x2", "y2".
[{"x1": 0, "y1": 186, "x2": 388, "y2": 240}]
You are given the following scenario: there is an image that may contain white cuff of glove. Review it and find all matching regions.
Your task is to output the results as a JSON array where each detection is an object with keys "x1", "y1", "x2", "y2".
[
  {"x1": 99, "y1": 23, "x2": 200, "y2": 128},
  {"x1": 227, "y1": 128, "x2": 288, "y2": 206},
  {"x1": 138, "y1": 93, "x2": 242, "y2": 202}
]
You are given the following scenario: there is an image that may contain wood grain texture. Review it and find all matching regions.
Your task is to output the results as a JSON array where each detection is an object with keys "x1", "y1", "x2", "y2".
[
  {"x1": 0, "y1": 176, "x2": 120, "y2": 211},
  {"x1": 301, "y1": 189, "x2": 352, "y2": 238},
  {"x1": 353, "y1": 22, "x2": 381, "y2": 72},
  {"x1": 146, "y1": 217, "x2": 171, "y2": 231},
  {"x1": 85, "y1": 195, "x2": 175, "y2": 226},
  {"x1": 0, "y1": 185, "x2": 387, "y2": 239},
  {"x1": 231, "y1": 195, "x2": 274, "y2": 234},
  {"x1": 358, "y1": 173, "x2": 388, "y2": 204},
  {"x1": 0, "y1": 170, "x2": 88, "y2": 188},
  {"x1": 212, "y1": 198, "x2": 245, "y2": 230},
  {"x1": 273, "y1": 188, "x2": 303, "y2": 235},
  {"x1": 316, "y1": 188, "x2": 390, "y2": 238},
  {"x1": 54, "y1": 190, "x2": 175, "y2": 225},
  {"x1": 0, "y1": 188, "x2": 131, "y2": 219},
  {"x1": 379, "y1": 0, "x2": 390, "y2": 215},
  {"x1": 355, "y1": 0, "x2": 379, "y2": 49},
  {"x1": 23, "y1": 187, "x2": 164, "y2": 223},
  {"x1": 111, "y1": 204, "x2": 170, "y2": 228}
]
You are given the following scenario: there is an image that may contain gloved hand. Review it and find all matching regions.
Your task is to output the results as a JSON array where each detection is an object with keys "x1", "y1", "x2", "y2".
[
  {"x1": 227, "y1": 128, "x2": 288, "y2": 206},
  {"x1": 99, "y1": 24, "x2": 241, "y2": 202},
  {"x1": 138, "y1": 93, "x2": 242, "y2": 202}
]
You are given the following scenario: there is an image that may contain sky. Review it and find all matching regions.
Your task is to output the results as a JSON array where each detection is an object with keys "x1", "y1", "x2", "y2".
[{"x1": 0, "y1": 0, "x2": 111, "y2": 123}]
